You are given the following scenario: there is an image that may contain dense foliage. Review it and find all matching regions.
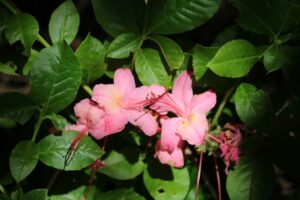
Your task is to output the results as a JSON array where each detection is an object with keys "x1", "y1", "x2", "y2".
[{"x1": 0, "y1": 0, "x2": 300, "y2": 199}]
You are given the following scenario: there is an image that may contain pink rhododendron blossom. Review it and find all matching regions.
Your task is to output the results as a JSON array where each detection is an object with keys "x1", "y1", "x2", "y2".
[
  {"x1": 65, "y1": 98, "x2": 127, "y2": 139},
  {"x1": 92, "y1": 68, "x2": 165, "y2": 136},
  {"x1": 152, "y1": 71, "x2": 217, "y2": 149},
  {"x1": 219, "y1": 124, "x2": 242, "y2": 174},
  {"x1": 155, "y1": 138, "x2": 185, "y2": 168}
]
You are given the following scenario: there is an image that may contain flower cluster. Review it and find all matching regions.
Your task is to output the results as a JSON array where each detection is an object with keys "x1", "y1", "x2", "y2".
[
  {"x1": 219, "y1": 123, "x2": 242, "y2": 174},
  {"x1": 67, "y1": 68, "x2": 217, "y2": 167}
]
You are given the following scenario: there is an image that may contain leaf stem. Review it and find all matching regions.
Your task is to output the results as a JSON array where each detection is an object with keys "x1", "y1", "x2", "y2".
[
  {"x1": 212, "y1": 86, "x2": 236, "y2": 127},
  {"x1": 37, "y1": 34, "x2": 51, "y2": 48},
  {"x1": 31, "y1": 114, "x2": 43, "y2": 142},
  {"x1": 82, "y1": 84, "x2": 93, "y2": 96}
]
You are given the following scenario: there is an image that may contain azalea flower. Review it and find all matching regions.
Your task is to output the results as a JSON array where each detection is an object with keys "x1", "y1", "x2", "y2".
[
  {"x1": 155, "y1": 137, "x2": 185, "y2": 168},
  {"x1": 92, "y1": 68, "x2": 165, "y2": 137},
  {"x1": 152, "y1": 71, "x2": 216, "y2": 150},
  {"x1": 65, "y1": 98, "x2": 126, "y2": 139}
]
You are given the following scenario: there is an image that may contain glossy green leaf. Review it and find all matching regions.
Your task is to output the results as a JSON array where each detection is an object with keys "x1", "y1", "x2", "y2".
[
  {"x1": 226, "y1": 137, "x2": 276, "y2": 200},
  {"x1": 49, "y1": 0, "x2": 79, "y2": 44},
  {"x1": 45, "y1": 114, "x2": 70, "y2": 131},
  {"x1": 107, "y1": 33, "x2": 142, "y2": 59},
  {"x1": 0, "y1": 92, "x2": 36, "y2": 125},
  {"x1": 150, "y1": 35, "x2": 184, "y2": 70},
  {"x1": 143, "y1": 158, "x2": 190, "y2": 200},
  {"x1": 207, "y1": 40, "x2": 258, "y2": 78},
  {"x1": 9, "y1": 140, "x2": 39, "y2": 182},
  {"x1": 193, "y1": 44, "x2": 218, "y2": 80},
  {"x1": 135, "y1": 48, "x2": 171, "y2": 87},
  {"x1": 263, "y1": 45, "x2": 285, "y2": 73},
  {"x1": 50, "y1": 186, "x2": 96, "y2": 200},
  {"x1": 91, "y1": 0, "x2": 141, "y2": 37},
  {"x1": 22, "y1": 189, "x2": 48, "y2": 200},
  {"x1": 0, "y1": 62, "x2": 17, "y2": 75},
  {"x1": 234, "y1": 0, "x2": 300, "y2": 36},
  {"x1": 75, "y1": 34, "x2": 106, "y2": 83},
  {"x1": 234, "y1": 83, "x2": 273, "y2": 130},
  {"x1": 5, "y1": 13, "x2": 39, "y2": 55},
  {"x1": 30, "y1": 42, "x2": 81, "y2": 115},
  {"x1": 38, "y1": 131, "x2": 103, "y2": 171},
  {"x1": 145, "y1": 0, "x2": 221, "y2": 34},
  {"x1": 23, "y1": 49, "x2": 39, "y2": 75},
  {"x1": 0, "y1": 6, "x2": 10, "y2": 40},
  {"x1": 97, "y1": 189, "x2": 145, "y2": 200},
  {"x1": 98, "y1": 147, "x2": 144, "y2": 180}
]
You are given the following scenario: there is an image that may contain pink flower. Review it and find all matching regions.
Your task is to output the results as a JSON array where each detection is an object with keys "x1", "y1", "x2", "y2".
[
  {"x1": 219, "y1": 124, "x2": 242, "y2": 174},
  {"x1": 92, "y1": 68, "x2": 165, "y2": 136},
  {"x1": 155, "y1": 137, "x2": 185, "y2": 168},
  {"x1": 65, "y1": 98, "x2": 127, "y2": 139},
  {"x1": 152, "y1": 71, "x2": 216, "y2": 150}
]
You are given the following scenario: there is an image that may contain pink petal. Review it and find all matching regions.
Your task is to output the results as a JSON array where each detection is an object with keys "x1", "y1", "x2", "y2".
[
  {"x1": 92, "y1": 84, "x2": 123, "y2": 114},
  {"x1": 89, "y1": 113, "x2": 128, "y2": 140},
  {"x1": 114, "y1": 68, "x2": 136, "y2": 95},
  {"x1": 177, "y1": 113, "x2": 208, "y2": 145},
  {"x1": 172, "y1": 71, "x2": 193, "y2": 109},
  {"x1": 161, "y1": 117, "x2": 182, "y2": 152},
  {"x1": 127, "y1": 110, "x2": 158, "y2": 136},
  {"x1": 189, "y1": 91, "x2": 217, "y2": 114},
  {"x1": 74, "y1": 99, "x2": 92, "y2": 124},
  {"x1": 155, "y1": 140, "x2": 184, "y2": 168},
  {"x1": 65, "y1": 124, "x2": 88, "y2": 135}
]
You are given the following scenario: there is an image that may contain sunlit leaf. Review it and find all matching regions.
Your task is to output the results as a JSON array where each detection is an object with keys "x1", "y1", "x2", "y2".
[
  {"x1": 207, "y1": 40, "x2": 258, "y2": 78},
  {"x1": 38, "y1": 131, "x2": 103, "y2": 170},
  {"x1": 49, "y1": 0, "x2": 79, "y2": 44},
  {"x1": 30, "y1": 42, "x2": 81, "y2": 115}
]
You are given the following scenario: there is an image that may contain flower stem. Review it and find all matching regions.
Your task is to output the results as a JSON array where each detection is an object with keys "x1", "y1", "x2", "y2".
[
  {"x1": 194, "y1": 152, "x2": 203, "y2": 200},
  {"x1": 31, "y1": 114, "x2": 43, "y2": 142},
  {"x1": 212, "y1": 86, "x2": 236, "y2": 127},
  {"x1": 214, "y1": 156, "x2": 222, "y2": 200},
  {"x1": 82, "y1": 84, "x2": 93, "y2": 96}
]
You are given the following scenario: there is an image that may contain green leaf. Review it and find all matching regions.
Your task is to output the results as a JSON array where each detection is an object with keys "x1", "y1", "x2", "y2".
[
  {"x1": 143, "y1": 158, "x2": 190, "y2": 200},
  {"x1": 107, "y1": 33, "x2": 142, "y2": 59},
  {"x1": 49, "y1": 0, "x2": 79, "y2": 44},
  {"x1": 50, "y1": 186, "x2": 96, "y2": 200},
  {"x1": 22, "y1": 189, "x2": 48, "y2": 200},
  {"x1": 145, "y1": 0, "x2": 221, "y2": 34},
  {"x1": 91, "y1": 0, "x2": 142, "y2": 37},
  {"x1": 207, "y1": 40, "x2": 258, "y2": 78},
  {"x1": 5, "y1": 13, "x2": 39, "y2": 55},
  {"x1": 0, "y1": 62, "x2": 17, "y2": 75},
  {"x1": 98, "y1": 147, "x2": 144, "y2": 180},
  {"x1": 30, "y1": 42, "x2": 81, "y2": 115},
  {"x1": 150, "y1": 35, "x2": 184, "y2": 70},
  {"x1": 135, "y1": 48, "x2": 171, "y2": 87},
  {"x1": 234, "y1": 0, "x2": 300, "y2": 36},
  {"x1": 75, "y1": 34, "x2": 106, "y2": 83},
  {"x1": 193, "y1": 44, "x2": 218, "y2": 80},
  {"x1": 23, "y1": 49, "x2": 39, "y2": 75},
  {"x1": 97, "y1": 189, "x2": 145, "y2": 200},
  {"x1": 263, "y1": 45, "x2": 285, "y2": 73},
  {"x1": 38, "y1": 131, "x2": 103, "y2": 171},
  {"x1": 234, "y1": 83, "x2": 273, "y2": 130},
  {"x1": 9, "y1": 140, "x2": 39, "y2": 182},
  {"x1": 0, "y1": 6, "x2": 10, "y2": 41},
  {"x1": 184, "y1": 166, "x2": 208, "y2": 200},
  {"x1": 226, "y1": 137, "x2": 276, "y2": 200},
  {"x1": 45, "y1": 114, "x2": 70, "y2": 131},
  {"x1": 0, "y1": 92, "x2": 36, "y2": 125}
]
